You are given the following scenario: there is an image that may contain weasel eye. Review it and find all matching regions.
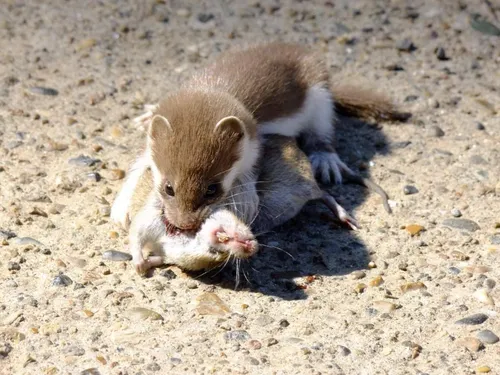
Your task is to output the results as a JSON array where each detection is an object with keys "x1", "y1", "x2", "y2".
[
  {"x1": 165, "y1": 183, "x2": 175, "y2": 197},
  {"x1": 205, "y1": 183, "x2": 219, "y2": 198}
]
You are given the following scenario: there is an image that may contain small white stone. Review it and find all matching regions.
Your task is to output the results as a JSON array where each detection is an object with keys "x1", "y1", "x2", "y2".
[{"x1": 473, "y1": 289, "x2": 495, "y2": 306}]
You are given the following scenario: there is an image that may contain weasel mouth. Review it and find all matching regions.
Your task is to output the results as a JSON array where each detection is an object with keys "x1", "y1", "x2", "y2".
[
  {"x1": 163, "y1": 217, "x2": 185, "y2": 235},
  {"x1": 163, "y1": 216, "x2": 198, "y2": 236}
]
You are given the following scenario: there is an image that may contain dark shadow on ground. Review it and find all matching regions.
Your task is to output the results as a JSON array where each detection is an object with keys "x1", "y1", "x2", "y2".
[{"x1": 184, "y1": 115, "x2": 399, "y2": 300}]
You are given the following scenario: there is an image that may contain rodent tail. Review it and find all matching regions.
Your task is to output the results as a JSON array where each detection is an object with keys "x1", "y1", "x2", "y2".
[{"x1": 331, "y1": 81, "x2": 411, "y2": 122}]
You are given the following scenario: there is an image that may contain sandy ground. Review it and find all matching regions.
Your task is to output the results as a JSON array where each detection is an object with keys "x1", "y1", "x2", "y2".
[{"x1": 1, "y1": 0, "x2": 499, "y2": 374}]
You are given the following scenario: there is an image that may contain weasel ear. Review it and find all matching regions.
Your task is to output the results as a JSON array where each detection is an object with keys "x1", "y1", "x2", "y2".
[
  {"x1": 149, "y1": 115, "x2": 172, "y2": 140},
  {"x1": 214, "y1": 116, "x2": 245, "y2": 141}
]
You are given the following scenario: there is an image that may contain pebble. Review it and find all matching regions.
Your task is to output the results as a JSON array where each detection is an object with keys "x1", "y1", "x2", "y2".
[
  {"x1": 102, "y1": 250, "x2": 132, "y2": 262},
  {"x1": 255, "y1": 315, "x2": 275, "y2": 327},
  {"x1": 147, "y1": 362, "x2": 162, "y2": 371},
  {"x1": 450, "y1": 250, "x2": 469, "y2": 261},
  {"x1": 473, "y1": 289, "x2": 495, "y2": 306},
  {"x1": 76, "y1": 38, "x2": 97, "y2": 51},
  {"x1": 196, "y1": 292, "x2": 230, "y2": 316},
  {"x1": 176, "y1": 8, "x2": 190, "y2": 17},
  {"x1": 350, "y1": 270, "x2": 366, "y2": 280},
  {"x1": 160, "y1": 269, "x2": 177, "y2": 279},
  {"x1": 266, "y1": 338, "x2": 278, "y2": 347},
  {"x1": 355, "y1": 283, "x2": 367, "y2": 294},
  {"x1": 491, "y1": 235, "x2": 500, "y2": 245},
  {"x1": 469, "y1": 155, "x2": 488, "y2": 165},
  {"x1": 451, "y1": 208, "x2": 462, "y2": 217},
  {"x1": 477, "y1": 330, "x2": 499, "y2": 344},
  {"x1": 372, "y1": 301, "x2": 397, "y2": 313},
  {"x1": 197, "y1": 13, "x2": 214, "y2": 23},
  {"x1": 68, "y1": 155, "x2": 101, "y2": 167},
  {"x1": 403, "y1": 185, "x2": 418, "y2": 195},
  {"x1": 46, "y1": 138, "x2": 68, "y2": 151},
  {"x1": 369, "y1": 276, "x2": 384, "y2": 287},
  {"x1": 52, "y1": 274, "x2": 73, "y2": 287},
  {"x1": 246, "y1": 357, "x2": 259, "y2": 365},
  {"x1": 87, "y1": 172, "x2": 101, "y2": 182},
  {"x1": 279, "y1": 319, "x2": 290, "y2": 328},
  {"x1": 107, "y1": 169, "x2": 126, "y2": 180},
  {"x1": 30, "y1": 87, "x2": 58, "y2": 96},
  {"x1": 457, "y1": 337, "x2": 483, "y2": 352},
  {"x1": 6, "y1": 280, "x2": 18, "y2": 288},
  {"x1": 224, "y1": 330, "x2": 250, "y2": 342},
  {"x1": 0, "y1": 230, "x2": 16, "y2": 240},
  {"x1": 464, "y1": 265, "x2": 491, "y2": 274},
  {"x1": 435, "y1": 47, "x2": 449, "y2": 61},
  {"x1": 442, "y1": 219, "x2": 480, "y2": 232},
  {"x1": 476, "y1": 366, "x2": 491, "y2": 373},
  {"x1": 484, "y1": 278, "x2": 496, "y2": 289},
  {"x1": 405, "y1": 225, "x2": 425, "y2": 236},
  {"x1": 30, "y1": 207, "x2": 48, "y2": 217},
  {"x1": 455, "y1": 313, "x2": 488, "y2": 325},
  {"x1": 7, "y1": 262, "x2": 20, "y2": 271},
  {"x1": 125, "y1": 307, "x2": 163, "y2": 321},
  {"x1": 428, "y1": 125, "x2": 445, "y2": 137},
  {"x1": 0, "y1": 342, "x2": 14, "y2": 360},
  {"x1": 247, "y1": 340, "x2": 262, "y2": 350},
  {"x1": 63, "y1": 345, "x2": 85, "y2": 356},
  {"x1": 400, "y1": 282, "x2": 426, "y2": 293},
  {"x1": 12, "y1": 237, "x2": 44, "y2": 247},
  {"x1": 186, "y1": 280, "x2": 198, "y2": 289},
  {"x1": 66, "y1": 256, "x2": 87, "y2": 268},
  {"x1": 396, "y1": 39, "x2": 416, "y2": 52},
  {"x1": 337, "y1": 345, "x2": 351, "y2": 356},
  {"x1": 99, "y1": 206, "x2": 110, "y2": 217},
  {"x1": 476, "y1": 122, "x2": 486, "y2": 130}
]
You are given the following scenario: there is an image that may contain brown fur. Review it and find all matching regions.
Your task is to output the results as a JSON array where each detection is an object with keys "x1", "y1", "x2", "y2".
[
  {"x1": 188, "y1": 42, "x2": 328, "y2": 123},
  {"x1": 149, "y1": 43, "x2": 331, "y2": 229},
  {"x1": 150, "y1": 90, "x2": 256, "y2": 228},
  {"x1": 331, "y1": 81, "x2": 411, "y2": 121},
  {"x1": 148, "y1": 42, "x2": 408, "y2": 229}
]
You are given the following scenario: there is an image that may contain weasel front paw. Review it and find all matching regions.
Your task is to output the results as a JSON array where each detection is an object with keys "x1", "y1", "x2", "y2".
[
  {"x1": 110, "y1": 199, "x2": 131, "y2": 230},
  {"x1": 309, "y1": 151, "x2": 354, "y2": 185}
]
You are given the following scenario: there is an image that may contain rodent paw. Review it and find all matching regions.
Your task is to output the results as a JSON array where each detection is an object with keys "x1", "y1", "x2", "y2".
[
  {"x1": 309, "y1": 151, "x2": 354, "y2": 185},
  {"x1": 134, "y1": 256, "x2": 163, "y2": 275}
]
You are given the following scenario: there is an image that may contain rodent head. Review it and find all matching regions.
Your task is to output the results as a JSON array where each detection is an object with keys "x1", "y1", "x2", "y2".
[
  {"x1": 200, "y1": 209, "x2": 259, "y2": 261},
  {"x1": 148, "y1": 90, "x2": 258, "y2": 231}
]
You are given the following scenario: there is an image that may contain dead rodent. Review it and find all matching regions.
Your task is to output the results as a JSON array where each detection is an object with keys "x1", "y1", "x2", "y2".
[
  {"x1": 123, "y1": 42, "x2": 409, "y2": 233},
  {"x1": 121, "y1": 136, "x2": 359, "y2": 273}
]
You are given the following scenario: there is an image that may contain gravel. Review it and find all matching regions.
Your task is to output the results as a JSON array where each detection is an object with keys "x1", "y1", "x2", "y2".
[{"x1": 1, "y1": 1, "x2": 499, "y2": 374}]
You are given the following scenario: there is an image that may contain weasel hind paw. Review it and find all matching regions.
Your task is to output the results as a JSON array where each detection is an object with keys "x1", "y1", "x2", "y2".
[{"x1": 309, "y1": 152, "x2": 354, "y2": 185}]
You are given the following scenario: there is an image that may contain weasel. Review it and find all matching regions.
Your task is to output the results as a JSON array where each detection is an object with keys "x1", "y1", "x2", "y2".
[
  {"x1": 111, "y1": 42, "x2": 409, "y2": 233},
  {"x1": 124, "y1": 136, "x2": 359, "y2": 274}
]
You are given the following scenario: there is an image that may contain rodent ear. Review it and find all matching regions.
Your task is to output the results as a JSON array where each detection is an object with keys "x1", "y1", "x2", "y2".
[
  {"x1": 149, "y1": 115, "x2": 172, "y2": 140},
  {"x1": 214, "y1": 116, "x2": 245, "y2": 141}
]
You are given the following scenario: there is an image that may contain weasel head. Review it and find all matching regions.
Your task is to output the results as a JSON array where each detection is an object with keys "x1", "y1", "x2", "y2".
[{"x1": 148, "y1": 90, "x2": 259, "y2": 231}]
